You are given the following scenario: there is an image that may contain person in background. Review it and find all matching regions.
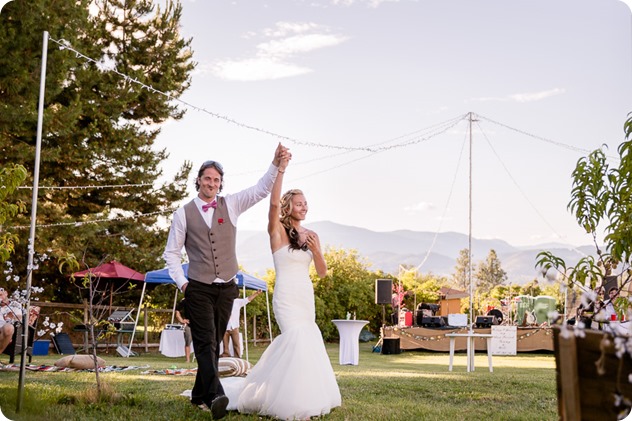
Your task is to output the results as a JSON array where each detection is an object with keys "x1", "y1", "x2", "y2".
[
  {"x1": 0, "y1": 288, "x2": 22, "y2": 354},
  {"x1": 175, "y1": 298, "x2": 192, "y2": 363},
  {"x1": 576, "y1": 285, "x2": 604, "y2": 330},
  {"x1": 163, "y1": 143, "x2": 290, "y2": 419},
  {"x1": 220, "y1": 290, "x2": 263, "y2": 358}
]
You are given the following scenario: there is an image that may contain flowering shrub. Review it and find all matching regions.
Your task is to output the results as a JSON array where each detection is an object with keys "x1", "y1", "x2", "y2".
[
  {"x1": 36, "y1": 316, "x2": 63, "y2": 340},
  {"x1": 2, "y1": 253, "x2": 65, "y2": 339}
]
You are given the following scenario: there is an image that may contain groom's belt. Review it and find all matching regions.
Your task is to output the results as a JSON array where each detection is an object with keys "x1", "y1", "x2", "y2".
[
  {"x1": 211, "y1": 276, "x2": 237, "y2": 287},
  {"x1": 189, "y1": 277, "x2": 237, "y2": 287}
]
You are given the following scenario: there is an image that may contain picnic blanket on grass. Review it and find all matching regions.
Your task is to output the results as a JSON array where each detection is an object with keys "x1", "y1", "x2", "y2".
[
  {"x1": 0, "y1": 363, "x2": 149, "y2": 373},
  {"x1": 141, "y1": 357, "x2": 251, "y2": 377},
  {"x1": 142, "y1": 367, "x2": 198, "y2": 376}
]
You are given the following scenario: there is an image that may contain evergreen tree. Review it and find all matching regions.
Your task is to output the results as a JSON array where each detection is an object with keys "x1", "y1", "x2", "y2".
[
  {"x1": 475, "y1": 249, "x2": 508, "y2": 294},
  {"x1": 0, "y1": 0, "x2": 194, "y2": 302},
  {"x1": 452, "y1": 248, "x2": 475, "y2": 291}
]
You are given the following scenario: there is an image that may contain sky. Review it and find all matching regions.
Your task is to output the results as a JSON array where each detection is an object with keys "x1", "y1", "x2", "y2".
[{"x1": 153, "y1": 0, "x2": 632, "y2": 248}]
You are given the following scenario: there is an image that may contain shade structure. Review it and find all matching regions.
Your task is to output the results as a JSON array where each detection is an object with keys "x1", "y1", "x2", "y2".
[
  {"x1": 69, "y1": 260, "x2": 145, "y2": 311},
  {"x1": 71, "y1": 260, "x2": 145, "y2": 282},
  {"x1": 70, "y1": 260, "x2": 145, "y2": 356},
  {"x1": 145, "y1": 263, "x2": 267, "y2": 291},
  {"x1": 142, "y1": 264, "x2": 273, "y2": 361}
]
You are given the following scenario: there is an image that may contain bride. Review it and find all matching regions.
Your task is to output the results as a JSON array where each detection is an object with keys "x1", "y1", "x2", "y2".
[{"x1": 237, "y1": 157, "x2": 341, "y2": 419}]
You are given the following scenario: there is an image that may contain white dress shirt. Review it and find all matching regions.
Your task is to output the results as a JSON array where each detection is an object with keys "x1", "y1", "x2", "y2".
[
  {"x1": 163, "y1": 163, "x2": 279, "y2": 290},
  {"x1": 226, "y1": 298, "x2": 250, "y2": 330}
]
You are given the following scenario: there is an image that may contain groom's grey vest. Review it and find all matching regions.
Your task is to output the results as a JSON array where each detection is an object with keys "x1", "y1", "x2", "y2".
[{"x1": 183, "y1": 197, "x2": 238, "y2": 284}]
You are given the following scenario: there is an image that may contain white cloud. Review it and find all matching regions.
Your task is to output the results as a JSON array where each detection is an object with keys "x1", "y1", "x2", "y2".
[
  {"x1": 404, "y1": 201, "x2": 436, "y2": 213},
  {"x1": 258, "y1": 33, "x2": 348, "y2": 57},
  {"x1": 212, "y1": 58, "x2": 312, "y2": 81},
  {"x1": 263, "y1": 22, "x2": 319, "y2": 37},
  {"x1": 211, "y1": 22, "x2": 349, "y2": 81},
  {"x1": 510, "y1": 88, "x2": 566, "y2": 102},
  {"x1": 468, "y1": 88, "x2": 565, "y2": 103},
  {"x1": 331, "y1": 0, "x2": 401, "y2": 8}
]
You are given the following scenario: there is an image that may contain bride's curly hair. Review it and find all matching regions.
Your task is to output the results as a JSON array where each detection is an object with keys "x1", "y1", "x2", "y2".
[{"x1": 280, "y1": 189, "x2": 306, "y2": 251}]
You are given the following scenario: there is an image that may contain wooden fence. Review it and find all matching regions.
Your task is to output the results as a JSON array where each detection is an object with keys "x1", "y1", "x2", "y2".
[
  {"x1": 33, "y1": 301, "x2": 271, "y2": 354},
  {"x1": 35, "y1": 301, "x2": 174, "y2": 353}
]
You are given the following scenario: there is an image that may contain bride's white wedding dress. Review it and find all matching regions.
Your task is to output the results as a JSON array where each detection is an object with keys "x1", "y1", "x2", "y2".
[{"x1": 237, "y1": 246, "x2": 341, "y2": 419}]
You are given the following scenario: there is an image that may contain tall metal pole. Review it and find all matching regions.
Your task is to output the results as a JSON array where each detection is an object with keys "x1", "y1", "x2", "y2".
[
  {"x1": 468, "y1": 112, "x2": 473, "y2": 334},
  {"x1": 17, "y1": 30, "x2": 48, "y2": 412}
]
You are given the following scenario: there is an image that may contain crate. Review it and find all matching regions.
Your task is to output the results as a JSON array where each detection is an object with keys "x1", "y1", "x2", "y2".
[{"x1": 33, "y1": 340, "x2": 50, "y2": 356}]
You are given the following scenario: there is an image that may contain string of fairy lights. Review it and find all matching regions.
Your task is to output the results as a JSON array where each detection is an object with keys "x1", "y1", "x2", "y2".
[
  {"x1": 4, "y1": 35, "x2": 605, "y2": 261},
  {"x1": 17, "y1": 183, "x2": 155, "y2": 190},
  {"x1": 390, "y1": 325, "x2": 553, "y2": 344},
  {"x1": 49, "y1": 37, "x2": 376, "y2": 153},
  {"x1": 8, "y1": 210, "x2": 170, "y2": 230}
]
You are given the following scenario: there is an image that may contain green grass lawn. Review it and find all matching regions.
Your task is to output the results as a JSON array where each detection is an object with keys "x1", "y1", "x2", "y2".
[{"x1": 0, "y1": 343, "x2": 557, "y2": 420}]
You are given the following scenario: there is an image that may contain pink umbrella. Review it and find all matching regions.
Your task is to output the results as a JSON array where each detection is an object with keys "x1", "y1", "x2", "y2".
[
  {"x1": 72, "y1": 260, "x2": 145, "y2": 282},
  {"x1": 71, "y1": 260, "x2": 145, "y2": 315}
]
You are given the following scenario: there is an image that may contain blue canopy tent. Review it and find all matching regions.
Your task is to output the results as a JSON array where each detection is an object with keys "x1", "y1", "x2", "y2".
[
  {"x1": 144, "y1": 264, "x2": 267, "y2": 290},
  {"x1": 134, "y1": 264, "x2": 273, "y2": 361}
]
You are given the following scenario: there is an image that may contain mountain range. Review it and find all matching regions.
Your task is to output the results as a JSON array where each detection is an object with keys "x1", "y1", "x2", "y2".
[{"x1": 236, "y1": 221, "x2": 594, "y2": 284}]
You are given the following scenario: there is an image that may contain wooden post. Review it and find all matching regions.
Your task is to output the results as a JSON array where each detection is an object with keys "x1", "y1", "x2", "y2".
[
  {"x1": 144, "y1": 306, "x2": 148, "y2": 353},
  {"x1": 253, "y1": 316, "x2": 257, "y2": 346},
  {"x1": 557, "y1": 333, "x2": 581, "y2": 420}
]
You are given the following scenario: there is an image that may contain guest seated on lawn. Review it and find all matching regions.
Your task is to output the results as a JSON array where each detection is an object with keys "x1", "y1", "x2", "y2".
[{"x1": 0, "y1": 287, "x2": 22, "y2": 354}]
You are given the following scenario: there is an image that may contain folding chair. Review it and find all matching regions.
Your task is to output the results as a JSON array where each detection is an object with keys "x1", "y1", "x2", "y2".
[
  {"x1": 108, "y1": 309, "x2": 137, "y2": 356},
  {"x1": 3, "y1": 318, "x2": 38, "y2": 364},
  {"x1": 52, "y1": 332, "x2": 76, "y2": 355}
]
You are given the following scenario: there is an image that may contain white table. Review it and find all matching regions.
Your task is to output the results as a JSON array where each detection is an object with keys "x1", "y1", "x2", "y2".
[
  {"x1": 160, "y1": 329, "x2": 242, "y2": 358},
  {"x1": 159, "y1": 329, "x2": 186, "y2": 357},
  {"x1": 332, "y1": 319, "x2": 369, "y2": 365},
  {"x1": 446, "y1": 332, "x2": 493, "y2": 372}
]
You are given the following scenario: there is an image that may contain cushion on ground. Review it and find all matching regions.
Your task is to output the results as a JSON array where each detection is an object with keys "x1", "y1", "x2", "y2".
[
  {"x1": 218, "y1": 357, "x2": 252, "y2": 377},
  {"x1": 54, "y1": 354, "x2": 106, "y2": 369}
]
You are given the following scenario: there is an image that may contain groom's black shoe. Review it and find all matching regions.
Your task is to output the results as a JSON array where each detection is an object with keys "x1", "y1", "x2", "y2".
[{"x1": 210, "y1": 394, "x2": 229, "y2": 419}]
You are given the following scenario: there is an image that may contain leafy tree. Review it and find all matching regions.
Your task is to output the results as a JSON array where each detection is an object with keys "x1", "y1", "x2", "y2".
[
  {"x1": 0, "y1": 164, "x2": 27, "y2": 262},
  {"x1": 537, "y1": 114, "x2": 632, "y2": 318},
  {"x1": 451, "y1": 248, "x2": 475, "y2": 291},
  {"x1": 475, "y1": 249, "x2": 508, "y2": 294},
  {"x1": 313, "y1": 248, "x2": 381, "y2": 340},
  {"x1": 398, "y1": 271, "x2": 446, "y2": 309},
  {"x1": 541, "y1": 282, "x2": 565, "y2": 313},
  {"x1": 490, "y1": 283, "x2": 521, "y2": 302},
  {"x1": 0, "y1": 0, "x2": 194, "y2": 302}
]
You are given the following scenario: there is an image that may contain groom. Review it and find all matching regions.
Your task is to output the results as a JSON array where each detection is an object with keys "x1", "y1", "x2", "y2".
[{"x1": 163, "y1": 143, "x2": 290, "y2": 418}]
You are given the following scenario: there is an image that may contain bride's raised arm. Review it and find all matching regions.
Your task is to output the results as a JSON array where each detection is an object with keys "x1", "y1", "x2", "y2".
[{"x1": 268, "y1": 156, "x2": 289, "y2": 251}]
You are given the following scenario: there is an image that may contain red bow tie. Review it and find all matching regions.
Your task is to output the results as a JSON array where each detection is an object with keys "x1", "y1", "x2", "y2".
[{"x1": 202, "y1": 200, "x2": 217, "y2": 212}]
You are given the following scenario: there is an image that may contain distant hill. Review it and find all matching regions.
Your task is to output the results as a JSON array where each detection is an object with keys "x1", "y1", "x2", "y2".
[{"x1": 236, "y1": 220, "x2": 594, "y2": 284}]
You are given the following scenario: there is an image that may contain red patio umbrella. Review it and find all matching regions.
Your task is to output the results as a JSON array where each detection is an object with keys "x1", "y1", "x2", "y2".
[
  {"x1": 70, "y1": 261, "x2": 145, "y2": 354},
  {"x1": 72, "y1": 260, "x2": 145, "y2": 282},
  {"x1": 71, "y1": 260, "x2": 145, "y2": 317}
]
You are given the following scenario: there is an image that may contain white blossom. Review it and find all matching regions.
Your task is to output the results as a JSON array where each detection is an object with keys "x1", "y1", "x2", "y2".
[{"x1": 560, "y1": 324, "x2": 572, "y2": 339}]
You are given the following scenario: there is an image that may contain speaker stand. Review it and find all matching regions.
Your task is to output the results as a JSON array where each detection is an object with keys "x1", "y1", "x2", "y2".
[{"x1": 373, "y1": 324, "x2": 385, "y2": 353}]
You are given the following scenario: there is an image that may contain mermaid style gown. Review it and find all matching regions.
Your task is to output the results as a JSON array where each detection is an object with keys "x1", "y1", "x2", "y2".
[{"x1": 237, "y1": 246, "x2": 342, "y2": 419}]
